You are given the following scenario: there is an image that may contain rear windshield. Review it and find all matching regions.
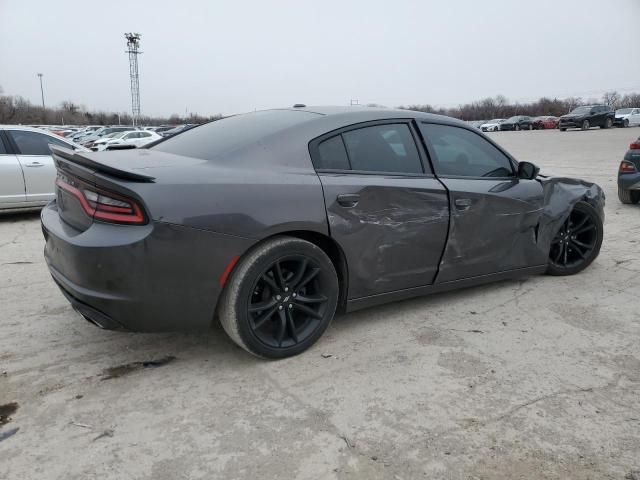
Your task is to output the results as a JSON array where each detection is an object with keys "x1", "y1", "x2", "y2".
[{"x1": 152, "y1": 110, "x2": 321, "y2": 160}]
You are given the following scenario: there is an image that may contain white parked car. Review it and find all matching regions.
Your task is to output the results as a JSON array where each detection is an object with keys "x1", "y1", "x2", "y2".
[
  {"x1": 96, "y1": 130, "x2": 162, "y2": 151},
  {"x1": 614, "y1": 108, "x2": 640, "y2": 127},
  {"x1": 480, "y1": 119, "x2": 505, "y2": 132},
  {"x1": 0, "y1": 126, "x2": 88, "y2": 212}
]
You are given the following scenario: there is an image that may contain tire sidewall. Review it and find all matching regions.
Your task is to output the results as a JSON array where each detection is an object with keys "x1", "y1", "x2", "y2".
[
  {"x1": 546, "y1": 201, "x2": 603, "y2": 276},
  {"x1": 224, "y1": 237, "x2": 338, "y2": 358}
]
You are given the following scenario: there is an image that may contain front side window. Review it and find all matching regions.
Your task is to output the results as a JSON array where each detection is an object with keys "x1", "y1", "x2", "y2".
[
  {"x1": 420, "y1": 123, "x2": 514, "y2": 178},
  {"x1": 341, "y1": 124, "x2": 423, "y2": 174},
  {"x1": 8, "y1": 130, "x2": 71, "y2": 155},
  {"x1": 0, "y1": 135, "x2": 7, "y2": 154}
]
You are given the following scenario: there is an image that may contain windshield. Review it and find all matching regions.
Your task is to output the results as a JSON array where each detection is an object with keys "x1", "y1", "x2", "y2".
[
  {"x1": 488, "y1": 119, "x2": 503, "y2": 123},
  {"x1": 506, "y1": 116, "x2": 520, "y2": 122},
  {"x1": 570, "y1": 106, "x2": 592, "y2": 115},
  {"x1": 153, "y1": 110, "x2": 321, "y2": 160},
  {"x1": 616, "y1": 108, "x2": 633, "y2": 115}
]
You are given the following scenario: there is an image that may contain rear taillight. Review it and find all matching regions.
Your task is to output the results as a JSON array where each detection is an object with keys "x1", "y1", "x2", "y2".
[
  {"x1": 630, "y1": 140, "x2": 640, "y2": 149},
  {"x1": 55, "y1": 174, "x2": 146, "y2": 224},
  {"x1": 619, "y1": 161, "x2": 638, "y2": 174}
]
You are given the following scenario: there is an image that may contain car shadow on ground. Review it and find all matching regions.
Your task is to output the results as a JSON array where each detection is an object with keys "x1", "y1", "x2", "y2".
[
  {"x1": 64, "y1": 275, "x2": 533, "y2": 369},
  {"x1": 0, "y1": 211, "x2": 42, "y2": 223}
]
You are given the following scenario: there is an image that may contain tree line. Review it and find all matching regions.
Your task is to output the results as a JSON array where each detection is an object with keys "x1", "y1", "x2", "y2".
[
  {"x1": 398, "y1": 91, "x2": 640, "y2": 121},
  {"x1": 0, "y1": 87, "x2": 222, "y2": 126},
  {"x1": 1, "y1": 84, "x2": 640, "y2": 125}
]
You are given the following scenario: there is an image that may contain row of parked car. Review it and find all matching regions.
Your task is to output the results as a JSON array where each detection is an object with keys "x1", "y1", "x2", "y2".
[
  {"x1": 470, "y1": 106, "x2": 640, "y2": 132},
  {"x1": 33, "y1": 123, "x2": 199, "y2": 151}
]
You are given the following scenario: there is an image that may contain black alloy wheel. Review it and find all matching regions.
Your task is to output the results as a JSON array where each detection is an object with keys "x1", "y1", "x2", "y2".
[
  {"x1": 248, "y1": 256, "x2": 330, "y2": 349},
  {"x1": 547, "y1": 201, "x2": 603, "y2": 276},
  {"x1": 219, "y1": 236, "x2": 338, "y2": 358}
]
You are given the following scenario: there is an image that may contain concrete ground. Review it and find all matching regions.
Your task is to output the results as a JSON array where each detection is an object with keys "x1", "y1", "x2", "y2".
[{"x1": 1, "y1": 127, "x2": 639, "y2": 480}]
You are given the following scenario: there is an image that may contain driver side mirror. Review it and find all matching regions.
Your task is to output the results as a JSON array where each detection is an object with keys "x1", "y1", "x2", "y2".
[{"x1": 517, "y1": 161, "x2": 539, "y2": 180}]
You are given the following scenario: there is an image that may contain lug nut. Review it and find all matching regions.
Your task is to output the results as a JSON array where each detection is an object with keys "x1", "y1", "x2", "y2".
[
  {"x1": 278, "y1": 305, "x2": 283, "y2": 310},
  {"x1": 284, "y1": 287, "x2": 289, "y2": 292},
  {"x1": 276, "y1": 295, "x2": 281, "y2": 301},
  {"x1": 288, "y1": 304, "x2": 293, "y2": 309},
  {"x1": 292, "y1": 293, "x2": 297, "y2": 298}
]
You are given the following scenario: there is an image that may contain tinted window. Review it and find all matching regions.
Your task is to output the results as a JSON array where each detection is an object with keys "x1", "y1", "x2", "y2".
[
  {"x1": 420, "y1": 123, "x2": 514, "y2": 178},
  {"x1": 154, "y1": 110, "x2": 321, "y2": 160},
  {"x1": 0, "y1": 135, "x2": 7, "y2": 154},
  {"x1": 8, "y1": 130, "x2": 71, "y2": 155},
  {"x1": 316, "y1": 135, "x2": 350, "y2": 170},
  {"x1": 341, "y1": 124, "x2": 423, "y2": 174}
]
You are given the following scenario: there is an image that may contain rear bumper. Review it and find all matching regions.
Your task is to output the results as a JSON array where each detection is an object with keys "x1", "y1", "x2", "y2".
[
  {"x1": 618, "y1": 172, "x2": 640, "y2": 191},
  {"x1": 42, "y1": 201, "x2": 255, "y2": 332},
  {"x1": 613, "y1": 118, "x2": 628, "y2": 126}
]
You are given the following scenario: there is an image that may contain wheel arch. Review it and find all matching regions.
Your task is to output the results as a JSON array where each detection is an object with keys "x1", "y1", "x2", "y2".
[{"x1": 218, "y1": 230, "x2": 350, "y2": 316}]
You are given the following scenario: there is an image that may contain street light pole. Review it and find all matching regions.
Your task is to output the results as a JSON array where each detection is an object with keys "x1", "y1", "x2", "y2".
[{"x1": 37, "y1": 73, "x2": 45, "y2": 123}]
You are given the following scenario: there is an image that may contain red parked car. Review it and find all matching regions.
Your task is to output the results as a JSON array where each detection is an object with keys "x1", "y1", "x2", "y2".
[{"x1": 532, "y1": 116, "x2": 559, "y2": 130}]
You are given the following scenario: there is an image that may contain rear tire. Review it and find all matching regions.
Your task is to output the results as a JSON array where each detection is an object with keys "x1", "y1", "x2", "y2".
[
  {"x1": 618, "y1": 187, "x2": 640, "y2": 204},
  {"x1": 219, "y1": 236, "x2": 339, "y2": 359},
  {"x1": 602, "y1": 118, "x2": 612, "y2": 129},
  {"x1": 546, "y1": 201, "x2": 603, "y2": 276},
  {"x1": 560, "y1": 128, "x2": 567, "y2": 131}
]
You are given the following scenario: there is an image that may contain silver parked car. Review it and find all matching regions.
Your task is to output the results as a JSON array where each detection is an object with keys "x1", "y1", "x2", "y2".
[{"x1": 0, "y1": 126, "x2": 87, "y2": 212}]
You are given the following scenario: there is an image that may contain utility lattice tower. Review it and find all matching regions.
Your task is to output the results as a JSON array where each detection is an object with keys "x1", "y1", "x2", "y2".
[{"x1": 125, "y1": 33, "x2": 142, "y2": 125}]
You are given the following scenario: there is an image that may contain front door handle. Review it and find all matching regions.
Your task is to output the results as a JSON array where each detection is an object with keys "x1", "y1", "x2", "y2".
[
  {"x1": 455, "y1": 198, "x2": 472, "y2": 210},
  {"x1": 25, "y1": 162, "x2": 45, "y2": 167},
  {"x1": 337, "y1": 194, "x2": 360, "y2": 208}
]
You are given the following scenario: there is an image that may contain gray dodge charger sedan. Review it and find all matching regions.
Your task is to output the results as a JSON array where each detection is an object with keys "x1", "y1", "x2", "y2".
[{"x1": 42, "y1": 106, "x2": 605, "y2": 358}]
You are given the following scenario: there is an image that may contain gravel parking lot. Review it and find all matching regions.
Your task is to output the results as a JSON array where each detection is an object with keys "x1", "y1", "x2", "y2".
[{"x1": 1, "y1": 127, "x2": 639, "y2": 480}]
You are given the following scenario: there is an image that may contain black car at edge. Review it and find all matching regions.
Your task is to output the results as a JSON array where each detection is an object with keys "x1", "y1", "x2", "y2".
[
  {"x1": 42, "y1": 106, "x2": 606, "y2": 358},
  {"x1": 618, "y1": 137, "x2": 640, "y2": 204}
]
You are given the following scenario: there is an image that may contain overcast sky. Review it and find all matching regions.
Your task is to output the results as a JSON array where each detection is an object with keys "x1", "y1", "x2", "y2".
[{"x1": 1, "y1": 0, "x2": 639, "y2": 117}]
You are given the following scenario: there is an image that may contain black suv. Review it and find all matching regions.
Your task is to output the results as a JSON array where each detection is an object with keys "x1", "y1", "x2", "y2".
[
  {"x1": 499, "y1": 116, "x2": 533, "y2": 131},
  {"x1": 559, "y1": 105, "x2": 615, "y2": 131}
]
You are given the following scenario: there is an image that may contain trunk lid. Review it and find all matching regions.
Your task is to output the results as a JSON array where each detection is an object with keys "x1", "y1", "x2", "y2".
[{"x1": 51, "y1": 147, "x2": 205, "y2": 231}]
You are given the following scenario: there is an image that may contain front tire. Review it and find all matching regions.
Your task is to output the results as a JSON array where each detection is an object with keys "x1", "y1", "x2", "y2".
[
  {"x1": 581, "y1": 120, "x2": 590, "y2": 130},
  {"x1": 618, "y1": 187, "x2": 640, "y2": 204},
  {"x1": 602, "y1": 118, "x2": 612, "y2": 129},
  {"x1": 546, "y1": 201, "x2": 603, "y2": 276},
  {"x1": 624, "y1": 119, "x2": 630, "y2": 128},
  {"x1": 515, "y1": 124, "x2": 520, "y2": 131},
  {"x1": 219, "y1": 236, "x2": 339, "y2": 358}
]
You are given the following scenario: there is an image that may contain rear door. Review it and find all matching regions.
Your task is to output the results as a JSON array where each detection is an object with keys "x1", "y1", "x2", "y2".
[
  {"x1": 7, "y1": 129, "x2": 74, "y2": 203},
  {"x1": 310, "y1": 120, "x2": 450, "y2": 299},
  {"x1": 0, "y1": 131, "x2": 26, "y2": 206},
  {"x1": 419, "y1": 122, "x2": 546, "y2": 283},
  {"x1": 630, "y1": 109, "x2": 640, "y2": 126}
]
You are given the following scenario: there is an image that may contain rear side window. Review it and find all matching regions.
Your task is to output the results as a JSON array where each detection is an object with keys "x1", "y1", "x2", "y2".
[
  {"x1": 153, "y1": 110, "x2": 321, "y2": 160},
  {"x1": 420, "y1": 123, "x2": 514, "y2": 178},
  {"x1": 342, "y1": 124, "x2": 423, "y2": 174},
  {"x1": 8, "y1": 130, "x2": 71, "y2": 155},
  {"x1": 317, "y1": 135, "x2": 350, "y2": 170},
  {"x1": 0, "y1": 134, "x2": 7, "y2": 154}
]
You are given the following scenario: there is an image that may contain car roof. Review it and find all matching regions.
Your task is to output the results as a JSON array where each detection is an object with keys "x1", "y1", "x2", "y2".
[{"x1": 269, "y1": 105, "x2": 468, "y2": 128}]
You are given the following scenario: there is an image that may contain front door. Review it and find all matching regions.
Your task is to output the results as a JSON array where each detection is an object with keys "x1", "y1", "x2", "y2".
[
  {"x1": 7, "y1": 129, "x2": 70, "y2": 203},
  {"x1": 419, "y1": 122, "x2": 546, "y2": 283},
  {"x1": 309, "y1": 121, "x2": 450, "y2": 299},
  {"x1": 0, "y1": 132, "x2": 25, "y2": 206}
]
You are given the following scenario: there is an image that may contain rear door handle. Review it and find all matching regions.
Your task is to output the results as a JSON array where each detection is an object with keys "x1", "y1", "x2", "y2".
[
  {"x1": 25, "y1": 162, "x2": 45, "y2": 167},
  {"x1": 337, "y1": 194, "x2": 360, "y2": 207},
  {"x1": 455, "y1": 198, "x2": 472, "y2": 210}
]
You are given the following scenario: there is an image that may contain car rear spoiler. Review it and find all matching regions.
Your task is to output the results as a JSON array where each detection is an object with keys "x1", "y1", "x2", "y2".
[{"x1": 50, "y1": 146, "x2": 156, "y2": 183}]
